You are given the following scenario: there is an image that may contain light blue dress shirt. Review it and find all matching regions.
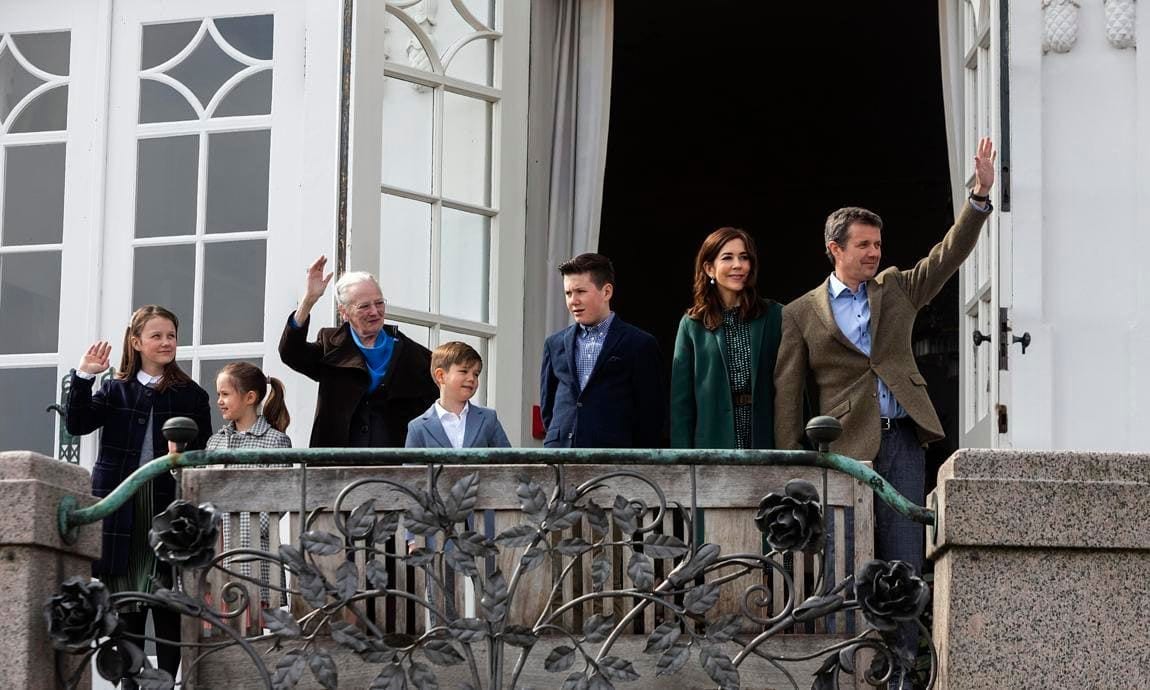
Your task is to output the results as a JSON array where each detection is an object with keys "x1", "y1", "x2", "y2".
[
  {"x1": 574, "y1": 312, "x2": 615, "y2": 391},
  {"x1": 827, "y1": 273, "x2": 906, "y2": 418}
]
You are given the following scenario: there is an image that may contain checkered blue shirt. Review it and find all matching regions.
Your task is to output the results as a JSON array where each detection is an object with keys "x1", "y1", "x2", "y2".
[{"x1": 575, "y1": 312, "x2": 615, "y2": 391}]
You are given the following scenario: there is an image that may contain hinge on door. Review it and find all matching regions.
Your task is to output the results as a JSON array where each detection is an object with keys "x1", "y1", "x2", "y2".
[
  {"x1": 998, "y1": 307, "x2": 1010, "y2": 371},
  {"x1": 996, "y1": 404, "x2": 1008, "y2": 434}
]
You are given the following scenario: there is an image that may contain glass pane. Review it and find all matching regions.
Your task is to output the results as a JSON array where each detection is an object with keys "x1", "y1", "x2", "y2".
[
  {"x1": 443, "y1": 39, "x2": 493, "y2": 87},
  {"x1": 3, "y1": 143, "x2": 66, "y2": 245},
  {"x1": 0, "y1": 252, "x2": 61, "y2": 353},
  {"x1": 202, "y1": 240, "x2": 266, "y2": 344},
  {"x1": 139, "y1": 79, "x2": 197, "y2": 123},
  {"x1": 136, "y1": 135, "x2": 199, "y2": 238},
  {"x1": 0, "y1": 367, "x2": 55, "y2": 454},
  {"x1": 8, "y1": 84, "x2": 68, "y2": 133},
  {"x1": 459, "y1": 0, "x2": 494, "y2": 28},
  {"x1": 432, "y1": 2, "x2": 491, "y2": 80},
  {"x1": 394, "y1": 321, "x2": 430, "y2": 349},
  {"x1": 442, "y1": 93, "x2": 491, "y2": 206},
  {"x1": 200, "y1": 356, "x2": 263, "y2": 432},
  {"x1": 439, "y1": 330, "x2": 487, "y2": 405},
  {"x1": 381, "y1": 77, "x2": 432, "y2": 194},
  {"x1": 141, "y1": 21, "x2": 201, "y2": 70},
  {"x1": 440, "y1": 208, "x2": 489, "y2": 322},
  {"x1": 213, "y1": 70, "x2": 272, "y2": 117},
  {"x1": 380, "y1": 194, "x2": 431, "y2": 311},
  {"x1": 0, "y1": 44, "x2": 43, "y2": 123},
  {"x1": 12, "y1": 31, "x2": 71, "y2": 76},
  {"x1": 165, "y1": 30, "x2": 244, "y2": 108},
  {"x1": 133, "y1": 244, "x2": 194, "y2": 346},
  {"x1": 382, "y1": 10, "x2": 434, "y2": 74},
  {"x1": 214, "y1": 15, "x2": 274, "y2": 61},
  {"x1": 206, "y1": 130, "x2": 270, "y2": 234}
]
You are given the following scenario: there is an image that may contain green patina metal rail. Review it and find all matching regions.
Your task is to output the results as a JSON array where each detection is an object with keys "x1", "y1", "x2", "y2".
[{"x1": 57, "y1": 445, "x2": 935, "y2": 542}]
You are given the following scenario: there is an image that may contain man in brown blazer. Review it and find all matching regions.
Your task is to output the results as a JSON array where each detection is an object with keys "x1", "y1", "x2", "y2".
[{"x1": 774, "y1": 138, "x2": 996, "y2": 684}]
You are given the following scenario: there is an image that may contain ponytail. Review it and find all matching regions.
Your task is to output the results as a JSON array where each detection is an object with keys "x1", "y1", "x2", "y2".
[
  {"x1": 219, "y1": 362, "x2": 290, "y2": 432},
  {"x1": 263, "y1": 377, "x2": 291, "y2": 432}
]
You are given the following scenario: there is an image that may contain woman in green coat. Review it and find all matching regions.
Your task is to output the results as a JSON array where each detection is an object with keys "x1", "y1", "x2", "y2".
[{"x1": 671, "y1": 227, "x2": 783, "y2": 449}]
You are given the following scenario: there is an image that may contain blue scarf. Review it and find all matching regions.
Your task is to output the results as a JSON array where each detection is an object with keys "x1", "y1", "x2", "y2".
[{"x1": 350, "y1": 328, "x2": 395, "y2": 393}]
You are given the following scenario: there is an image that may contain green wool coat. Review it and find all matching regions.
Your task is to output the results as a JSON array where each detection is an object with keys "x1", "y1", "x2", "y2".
[{"x1": 670, "y1": 301, "x2": 783, "y2": 449}]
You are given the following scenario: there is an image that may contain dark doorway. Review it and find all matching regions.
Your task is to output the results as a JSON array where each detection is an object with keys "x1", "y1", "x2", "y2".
[{"x1": 600, "y1": 1, "x2": 961, "y2": 485}]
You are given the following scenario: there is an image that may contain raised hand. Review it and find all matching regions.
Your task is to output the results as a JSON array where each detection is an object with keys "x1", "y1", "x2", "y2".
[
  {"x1": 973, "y1": 137, "x2": 997, "y2": 195},
  {"x1": 304, "y1": 255, "x2": 334, "y2": 303},
  {"x1": 78, "y1": 341, "x2": 111, "y2": 375},
  {"x1": 295, "y1": 255, "x2": 334, "y2": 325}
]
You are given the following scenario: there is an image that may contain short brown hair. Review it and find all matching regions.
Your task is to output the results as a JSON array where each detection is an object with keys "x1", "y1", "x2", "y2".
[
  {"x1": 557, "y1": 253, "x2": 615, "y2": 289},
  {"x1": 824, "y1": 206, "x2": 883, "y2": 264},
  {"x1": 430, "y1": 341, "x2": 482, "y2": 378}
]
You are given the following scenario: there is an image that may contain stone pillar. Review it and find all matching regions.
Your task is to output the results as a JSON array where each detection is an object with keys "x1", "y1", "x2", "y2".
[
  {"x1": 0, "y1": 451, "x2": 100, "y2": 690},
  {"x1": 928, "y1": 450, "x2": 1150, "y2": 688}
]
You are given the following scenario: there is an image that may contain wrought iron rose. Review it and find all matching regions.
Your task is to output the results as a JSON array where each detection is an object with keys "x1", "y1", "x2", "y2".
[
  {"x1": 754, "y1": 479, "x2": 826, "y2": 553},
  {"x1": 44, "y1": 576, "x2": 120, "y2": 651},
  {"x1": 854, "y1": 559, "x2": 930, "y2": 631},
  {"x1": 149, "y1": 500, "x2": 221, "y2": 568}
]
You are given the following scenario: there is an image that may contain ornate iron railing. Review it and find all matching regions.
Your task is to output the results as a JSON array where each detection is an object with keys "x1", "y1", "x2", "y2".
[{"x1": 47, "y1": 417, "x2": 936, "y2": 689}]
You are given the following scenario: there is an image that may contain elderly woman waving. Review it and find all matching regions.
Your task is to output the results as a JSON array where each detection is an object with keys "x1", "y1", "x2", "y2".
[{"x1": 279, "y1": 255, "x2": 437, "y2": 447}]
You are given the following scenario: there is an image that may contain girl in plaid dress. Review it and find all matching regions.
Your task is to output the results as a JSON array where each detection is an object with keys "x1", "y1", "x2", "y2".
[{"x1": 205, "y1": 362, "x2": 291, "y2": 613}]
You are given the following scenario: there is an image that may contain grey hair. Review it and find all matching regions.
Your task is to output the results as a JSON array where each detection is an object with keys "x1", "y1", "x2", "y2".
[
  {"x1": 334, "y1": 271, "x2": 383, "y2": 306},
  {"x1": 824, "y1": 206, "x2": 883, "y2": 264}
]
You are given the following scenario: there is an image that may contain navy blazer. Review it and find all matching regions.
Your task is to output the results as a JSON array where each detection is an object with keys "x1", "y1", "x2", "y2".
[
  {"x1": 404, "y1": 403, "x2": 511, "y2": 448},
  {"x1": 65, "y1": 371, "x2": 211, "y2": 577},
  {"x1": 540, "y1": 316, "x2": 665, "y2": 448}
]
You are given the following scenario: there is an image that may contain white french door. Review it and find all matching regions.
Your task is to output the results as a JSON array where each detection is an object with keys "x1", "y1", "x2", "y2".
[
  {"x1": 0, "y1": 0, "x2": 104, "y2": 460},
  {"x1": 0, "y1": 0, "x2": 339, "y2": 462},
  {"x1": 943, "y1": 0, "x2": 1011, "y2": 449}
]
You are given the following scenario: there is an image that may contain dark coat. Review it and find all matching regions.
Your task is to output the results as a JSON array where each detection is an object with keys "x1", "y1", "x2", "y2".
[
  {"x1": 670, "y1": 302, "x2": 783, "y2": 449},
  {"x1": 539, "y1": 316, "x2": 665, "y2": 448},
  {"x1": 278, "y1": 313, "x2": 438, "y2": 448},
  {"x1": 65, "y1": 372, "x2": 212, "y2": 577}
]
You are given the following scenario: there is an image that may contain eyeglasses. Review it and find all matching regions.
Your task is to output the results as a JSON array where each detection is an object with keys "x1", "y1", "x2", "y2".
[{"x1": 351, "y1": 298, "x2": 387, "y2": 314}]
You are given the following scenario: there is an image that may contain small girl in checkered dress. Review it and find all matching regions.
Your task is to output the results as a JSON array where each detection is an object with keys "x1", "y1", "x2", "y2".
[{"x1": 205, "y1": 362, "x2": 291, "y2": 610}]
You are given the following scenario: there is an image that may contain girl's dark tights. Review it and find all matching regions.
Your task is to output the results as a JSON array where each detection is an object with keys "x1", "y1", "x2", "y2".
[{"x1": 119, "y1": 607, "x2": 181, "y2": 687}]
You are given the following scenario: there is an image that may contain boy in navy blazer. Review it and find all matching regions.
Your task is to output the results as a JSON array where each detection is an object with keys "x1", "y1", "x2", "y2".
[
  {"x1": 540, "y1": 253, "x2": 665, "y2": 448},
  {"x1": 406, "y1": 341, "x2": 511, "y2": 449}
]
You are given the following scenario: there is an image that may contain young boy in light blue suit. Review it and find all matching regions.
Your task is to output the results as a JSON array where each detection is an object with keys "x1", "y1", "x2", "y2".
[
  {"x1": 405, "y1": 342, "x2": 510, "y2": 558},
  {"x1": 406, "y1": 341, "x2": 511, "y2": 449}
]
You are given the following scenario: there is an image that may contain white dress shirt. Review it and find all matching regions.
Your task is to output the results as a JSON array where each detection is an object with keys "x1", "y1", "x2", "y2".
[{"x1": 434, "y1": 400, "x2": 470, "y2": 448}]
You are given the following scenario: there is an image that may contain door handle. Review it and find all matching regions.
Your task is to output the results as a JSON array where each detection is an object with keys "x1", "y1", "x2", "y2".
[
  {"x1": 972, "y1": 330, "x2": 991, "y2": 347},
  {"x1": 1012, "y1": 332, "x2": 1031, "y2": 354}
]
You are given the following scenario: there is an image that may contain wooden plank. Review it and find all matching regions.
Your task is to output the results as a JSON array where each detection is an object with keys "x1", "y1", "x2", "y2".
[
  {"x1": 491, "y1": 510, "x2": 549, "y2": 627},
  {"x1": 793, "y1": 549, "x2": 807, "y2": 634},
  {"x1": 852, "y1": 468, "x2": 876, "y2": 690},
  {"x1": 185, "y1": 464, "x2": 860, "y2": 513},
  {"x1": 704, "y1": 508, "x2": 767, "y2": 627},
  {"x1": 190, "y1": 634, "x2": 858, "y2": 689},
  {"x1": 833, "y1": 506, "x2": 847, "y2": 634}
]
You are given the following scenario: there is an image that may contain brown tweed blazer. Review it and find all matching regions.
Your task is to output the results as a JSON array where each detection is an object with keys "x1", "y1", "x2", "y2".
[{"x1": 774, "y1": 202, "x2": 991, "y2": 462}]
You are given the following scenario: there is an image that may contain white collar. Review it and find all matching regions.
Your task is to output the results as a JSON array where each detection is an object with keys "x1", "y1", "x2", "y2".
[
  {"x1": 136, "y1": 370, "x2": 163, "y2": 386},
  {"x1": 435, "y1": 400, "x2": 470, "y2": 420}
]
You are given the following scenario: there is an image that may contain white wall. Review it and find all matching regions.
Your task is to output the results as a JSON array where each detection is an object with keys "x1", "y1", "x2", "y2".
[{"x1": 1008, "y1": 0, "x2": 1143, "y2": 450}]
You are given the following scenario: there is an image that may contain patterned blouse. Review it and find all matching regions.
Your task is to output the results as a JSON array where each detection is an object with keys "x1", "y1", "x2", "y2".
[
  {"x1": 206, "y1": 415, "x2": 291, "y2": 605},
  {"x1": 722, "y1": 307, "x2": 754, "y2": 449}
]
